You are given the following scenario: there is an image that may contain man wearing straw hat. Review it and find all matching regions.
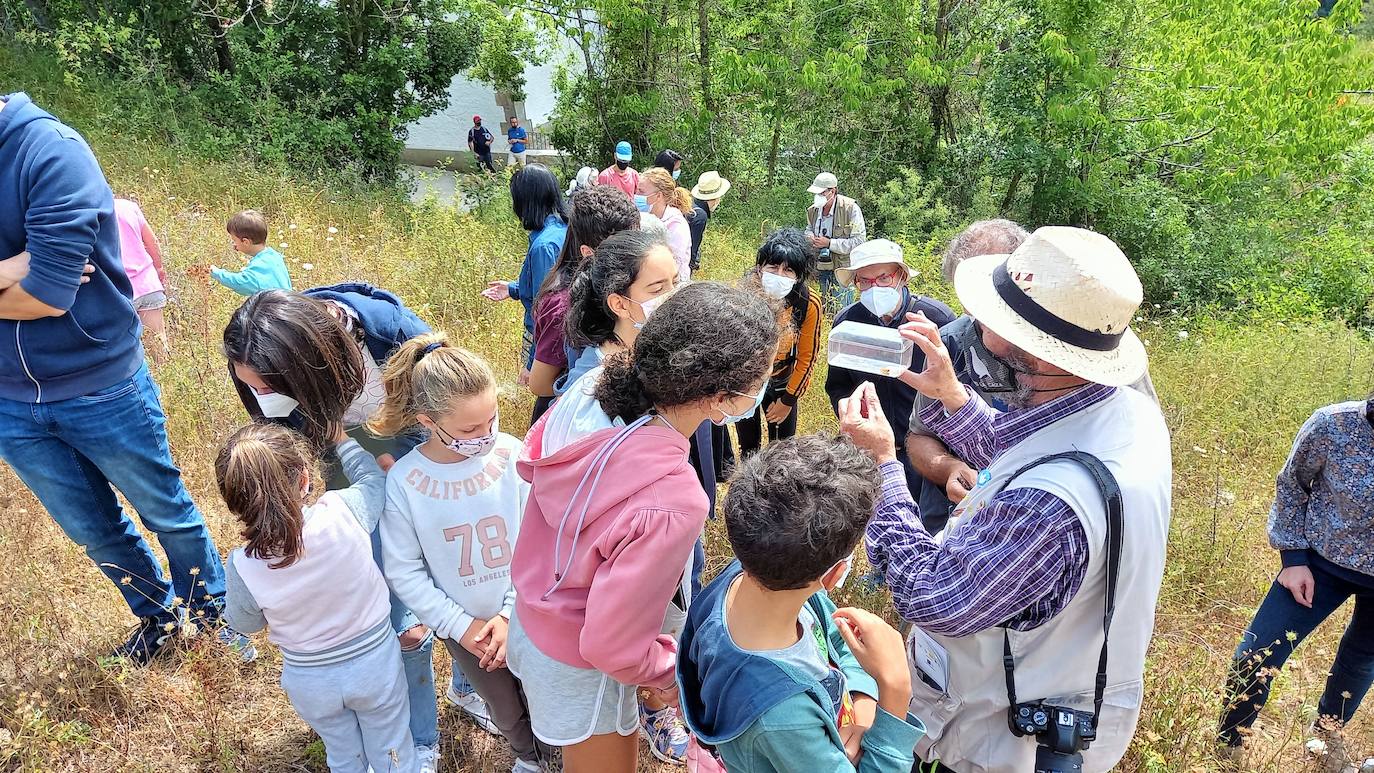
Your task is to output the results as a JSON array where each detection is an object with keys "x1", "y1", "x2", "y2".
[
  {"x1": 686, "y1": 170, "x2": 730, "y2": 273},
  {"x1": 839, "y1": 226, "x2": 1172, "y2": 773}
]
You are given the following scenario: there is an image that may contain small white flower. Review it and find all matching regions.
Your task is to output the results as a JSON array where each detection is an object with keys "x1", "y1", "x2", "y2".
[
  {"x1": 289, "y1": 223, "x2": 298, "y2": 230},
  {"x1": 327, "y1": 226, "x2": 338, "y2": 234},
  {"x1": 302, "y1": 263, "x2": 314, "y2": 271},
  {"x1": 326, "y1": 236, "x2": 334, "y2": 242},
  {"x1": 1143, "y1": 339, "x2": 1151, "y2": 346},
  {"x1": 1135, "y1": 316, "x2": 1143, "y2": 322},
  {"x1": 1306, "y1": 738, "x2": 1328, "y2": 755},
  {"x1": 1153, "y1": 303, "x2": 1161, "y2": 309},
  {"x1": 280, "y1": 242, "x2": 289, "y2": 248},
  {"x1": 1178, "y1": 330, "x2": 1189, "y2": 339},
  {"x1": 1192, "y1": 445, "x2": 1207, "y2": 455}
]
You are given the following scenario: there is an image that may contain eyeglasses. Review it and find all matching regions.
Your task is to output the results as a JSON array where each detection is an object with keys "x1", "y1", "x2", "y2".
[{"x1": 854, "y1": 271, "x2": 903, "y2": 291}]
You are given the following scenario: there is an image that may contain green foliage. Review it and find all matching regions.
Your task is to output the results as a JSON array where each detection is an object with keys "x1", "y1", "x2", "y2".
[{"x1": 4, "y1": 0, "x2": 538, "y2": 179}]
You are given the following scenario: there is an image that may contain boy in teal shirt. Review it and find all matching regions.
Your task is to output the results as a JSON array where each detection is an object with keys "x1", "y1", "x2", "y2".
[
  {"x1": 678, "y1": 434, "x2": 924, "y2": 773},
  {"x1": 211, "y1": 209, "x2": 292, "y2": 295}
]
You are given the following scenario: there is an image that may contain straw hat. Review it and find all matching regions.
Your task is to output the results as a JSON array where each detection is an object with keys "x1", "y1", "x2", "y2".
[
  {"x1": 691, "y1": 171, "x2": 731, "y2": 201},
  {"x1": 953, "y1": 226, "x2": 1147, "y2": 387},
  {"x1": 835, "y1": 239, "x2": 907, "y2": 287}
]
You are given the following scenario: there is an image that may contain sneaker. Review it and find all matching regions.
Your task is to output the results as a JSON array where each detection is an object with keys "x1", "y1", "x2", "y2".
[
  {"x1": 445, "y1": 682, "x2": 500, "y2": 736},
  {"x1": 639, "y1": 702, "x2": 689, "y2": 766},
  {"x1": 112, "y1": 615, "x2": 179, "y2": 666},
  {"x1": 210, "y1": 622, "x2": 258, "y2": 663},
  {"x1": 512, "y1": 759, "x2": 541, "y2": 773},
  {"x1": 416, "y1": 743, "x2": 439, "y2": 773}
]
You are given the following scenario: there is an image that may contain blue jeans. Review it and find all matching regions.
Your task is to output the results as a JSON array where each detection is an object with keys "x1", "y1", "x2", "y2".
[
  {"x1": 1219, "y1": 559, "x2": 1374, "y2": 745},
  {"x1": 0, "y1": 364, "x2": 225, "y2": 620},
  {"x1": 817, "y1": 269, "x2": 854, "y2": 314}
]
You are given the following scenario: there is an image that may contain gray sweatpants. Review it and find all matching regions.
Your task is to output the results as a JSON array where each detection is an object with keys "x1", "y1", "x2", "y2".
[
  {"x1": 441, "y1": 636, "x2": 555, "y2": 765},
  {"x1": 281, "y1": 637, "x2": 417, "y2": 773}
]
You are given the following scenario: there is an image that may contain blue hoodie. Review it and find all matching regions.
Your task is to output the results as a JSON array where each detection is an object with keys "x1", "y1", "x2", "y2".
[
  {"x1": 678, "y1": 562, "x2": 924, "y2": 773},
  {"x1": 228, "y1": 282, "x2": 432, "y2": 425},
  {"x1": 0, "y1": 93, "x2": 142, "y2": 403}
]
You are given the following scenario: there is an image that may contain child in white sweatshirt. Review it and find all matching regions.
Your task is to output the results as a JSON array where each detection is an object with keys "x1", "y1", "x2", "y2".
[
  {"x1": 370, "y1": 333, "x2": 551, "y2": 773},
  {"x1": 220, "y1": 422, "x2": 415, "y2": 773}
]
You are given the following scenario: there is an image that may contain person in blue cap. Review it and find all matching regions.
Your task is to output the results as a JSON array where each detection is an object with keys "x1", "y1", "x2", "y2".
[{"x1": 598, "y1": 140, "x2": 639, "y2": 199}]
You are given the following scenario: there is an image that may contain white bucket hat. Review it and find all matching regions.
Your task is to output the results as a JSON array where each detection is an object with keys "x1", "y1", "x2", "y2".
[
  {"x1": 836, "y1": 238, "x2": 907, "y2": 287},
  {"x1": 953, "y1": 226, "x2": 1147, "y2": 387},
  {"x1": 691, "y1": 171, "x2": 731, "y2": 201}
]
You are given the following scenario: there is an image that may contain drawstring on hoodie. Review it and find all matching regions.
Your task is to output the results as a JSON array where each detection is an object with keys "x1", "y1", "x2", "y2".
[{"x1": 543, "y1": 414, "x2": 656, "y2": 600}]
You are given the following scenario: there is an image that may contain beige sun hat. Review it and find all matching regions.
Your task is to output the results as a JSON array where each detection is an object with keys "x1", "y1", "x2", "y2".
[
  {"x1": 691, "y1": 171, "x2": 731, "y2": 201},
  {"x1": 953, "y1": 226, "x2": 1147, "y2": 387},
  {"x1": 836, "y1": 238, "x2": 907, "y2": 287}
]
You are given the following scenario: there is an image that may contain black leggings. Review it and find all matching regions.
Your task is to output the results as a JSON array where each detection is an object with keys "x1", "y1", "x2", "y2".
[{"x1": 735, "y1": 389, "x2": 799, "y2": 458}]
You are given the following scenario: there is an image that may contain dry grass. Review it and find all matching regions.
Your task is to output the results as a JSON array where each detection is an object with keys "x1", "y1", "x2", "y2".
[{"x1": 2, "y1": 134, "x2": 1374, "y2": 771}]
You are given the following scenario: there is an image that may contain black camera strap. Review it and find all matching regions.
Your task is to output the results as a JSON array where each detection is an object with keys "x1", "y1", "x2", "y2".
[{"x1": 998, "y1": 450, "x2": 1123, "y2": 733}]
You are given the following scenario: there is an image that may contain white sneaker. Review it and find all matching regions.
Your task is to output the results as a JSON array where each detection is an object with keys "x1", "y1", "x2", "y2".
[
  {"x1": 511, "y1": 759, "x2": 541, "y2": 773},
  {"x1": 445, "y1": 682, "x2": 501, "y2": 736},
  {"x1": 416, "y1": 744, "x2": 439, "y2": 773}
]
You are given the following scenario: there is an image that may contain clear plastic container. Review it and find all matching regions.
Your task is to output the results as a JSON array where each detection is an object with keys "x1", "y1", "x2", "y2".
[{"x1": 827, "y1": 320, "x2": 913, "y2": 377}]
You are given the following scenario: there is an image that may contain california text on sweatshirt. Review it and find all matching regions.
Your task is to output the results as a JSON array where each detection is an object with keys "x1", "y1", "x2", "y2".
[{"x1": 381, "y1": 433, "x2": 528, "y2": 641}]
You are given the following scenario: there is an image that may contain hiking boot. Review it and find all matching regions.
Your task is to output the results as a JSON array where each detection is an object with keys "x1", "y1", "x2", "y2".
[
  {"x1": 639, "y1": 702, "x2": 689, "y2": 766},
  {"x1": 112, "y1": 614, "x2": 179, "y2": 666}
]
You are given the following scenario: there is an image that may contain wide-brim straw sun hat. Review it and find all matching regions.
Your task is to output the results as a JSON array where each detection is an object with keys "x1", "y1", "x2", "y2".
[
  {"x1": 691, "y1": 171, "x2": 731, "y2": 201},
  {"x1": 953, "y1": 226, "x2": 1147, "y2": 387},
  {"x1": 835, "y1": 238, "x2": 907, "y2": 287}
]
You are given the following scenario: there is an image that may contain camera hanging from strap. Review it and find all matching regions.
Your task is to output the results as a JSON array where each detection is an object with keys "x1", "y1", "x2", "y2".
[{"x1": 998, "y1": 450, "x2": 1124, "y2": 752}]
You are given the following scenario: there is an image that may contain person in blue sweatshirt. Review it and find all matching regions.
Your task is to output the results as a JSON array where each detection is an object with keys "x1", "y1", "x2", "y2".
[
  {"x1": 0, "y1": 93, "x2": 246, "y2": 665},
  {"x1": 210, "y1": 209, "x2": 292, "y2": 295},
  {"x1": 679, "y1": 434, "x2": 924, "y2": 773}
]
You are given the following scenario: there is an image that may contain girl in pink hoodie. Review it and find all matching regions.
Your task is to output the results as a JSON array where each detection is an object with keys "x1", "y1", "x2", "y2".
[{"x1": 507, "y1": 260, "x2": 780, "y2": 773}]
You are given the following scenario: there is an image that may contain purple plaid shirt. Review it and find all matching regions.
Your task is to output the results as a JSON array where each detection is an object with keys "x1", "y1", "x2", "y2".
[{"x1": 866, "y1": 383, "x2": 1117, "y2": 637}]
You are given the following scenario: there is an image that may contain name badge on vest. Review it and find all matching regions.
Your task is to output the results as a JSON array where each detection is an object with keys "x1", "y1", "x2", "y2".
[{"x1": 908, "y1": 627, "x2": 950, "y2": 693}]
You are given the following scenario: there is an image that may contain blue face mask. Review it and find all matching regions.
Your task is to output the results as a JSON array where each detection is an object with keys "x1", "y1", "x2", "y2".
[
  {"x1": 714, "y1": 380, "x2": 768, "y2": 426},
  {"x1": 672, "y1": 169, "x2": 682, "y2": 181},
  {"x1": 634, "y1": 194, "x2": 650, "y2": 212}
]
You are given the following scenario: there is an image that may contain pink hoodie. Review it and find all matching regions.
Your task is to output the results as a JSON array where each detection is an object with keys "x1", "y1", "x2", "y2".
[{"x1": 512, "y1": 411, "x2": 708, "y2": 689}]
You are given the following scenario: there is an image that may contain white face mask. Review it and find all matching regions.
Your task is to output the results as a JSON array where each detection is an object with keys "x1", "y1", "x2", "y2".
[
  {"x1": 861, "y1": 286, "x2": 903, "y2": 318},
  {"x1": 828, "y1": 554, "x2": 855, "y2": 590},
  {"x1": 631, "y1": 291, "x2": 672, "y2": 329},
  {"x1": 812, "y1": 193, "x2": 829, "y2": 209},
  {"x1": 760, "y1": 271, "x2": 796, "y2": 299},
  {"x1": 436, "y1": 413, "x2": 499, "y2": 458},
  {"x1": 253, "y1": 390, "x2": 299, "y2": 419}
]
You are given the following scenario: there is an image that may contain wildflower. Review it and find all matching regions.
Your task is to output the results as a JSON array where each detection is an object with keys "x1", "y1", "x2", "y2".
[
  {"x1": 326, "y1": 236, "x2": 334, "y2": 242},
  {"x1": 120, "y1": 576, "x2": 132, "y2": 585},
  {"x1": 162, "y1": 622, "x2": 176, "y2": 633},
  {"x1": 1177, "y1": 330, "x2": 1189, "y2": 340},
  {"x1": 289, "y1": 223, "x2": 298, "y2": 230},
  {"x1": 189, "y1": 567, "x2": 200, "y2": 576},
  {"x1": 302, "y1": 263, "x2": 314, "y2": 271},
  {"x1": 327, "y1": 226, "x2": 338, "y2": 234},
  {"x1": 1287, "y1": 631, "x2": 1298, "y2": 642},
  {"x1": 280, "y1": 242, "x2": 289, "y2": 249},
  {"x1": 1143, "y1": 340, "x2": 1151, "y2": 346}
]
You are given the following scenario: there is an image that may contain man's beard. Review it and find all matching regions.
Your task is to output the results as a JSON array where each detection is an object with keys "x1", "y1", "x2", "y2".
[{"x1": 1000, "y1": 349, "x2": 1045, "y2": 410}]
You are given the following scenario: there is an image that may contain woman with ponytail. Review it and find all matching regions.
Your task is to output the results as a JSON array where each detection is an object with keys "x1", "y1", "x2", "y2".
[
  {"x1": 220, "y1": 422, "x2": 417, "y2": 773},
  {"x1": 372, "y1": 333, "x2": 554, "y2": 772},
  {"x1": 527, "y1": 185, "x2": 640, "y2": 421},
  {"x1": 507, "y1": 280, "x2": 780, "y2": 773},
  {"x1": 558, "y1": 228, "x2": 681, "y2": 396},
  {"x1": 638, "y1": 167, "x2": 694, "y2": 280}
]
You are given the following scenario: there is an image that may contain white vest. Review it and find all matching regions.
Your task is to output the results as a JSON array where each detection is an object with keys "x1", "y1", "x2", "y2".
[{"x1": 909, "y1": 387, "x2": 1172, "y2": 773}]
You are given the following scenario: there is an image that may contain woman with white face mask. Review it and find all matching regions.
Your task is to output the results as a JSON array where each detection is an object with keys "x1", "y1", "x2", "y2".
[
  {"x1": 222, "y1": 287, "x2": 486, "y2": 771},
  {"x1": 736, "y1": 228, "x2": 824, "y2": 458},
  {"x1": 822, "y1": 238, "x2": 957, "y2": 516}
]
